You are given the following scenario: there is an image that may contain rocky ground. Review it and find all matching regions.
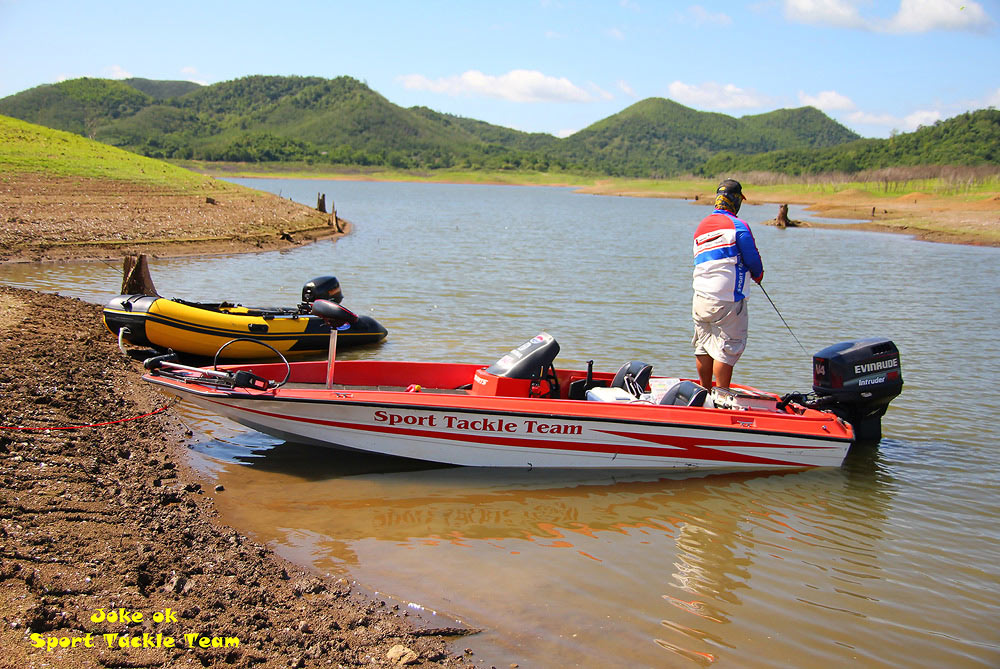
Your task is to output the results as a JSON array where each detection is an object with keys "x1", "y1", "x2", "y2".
[{"x1": 0, "y1": 287, "x2": 481, "y2": 668}]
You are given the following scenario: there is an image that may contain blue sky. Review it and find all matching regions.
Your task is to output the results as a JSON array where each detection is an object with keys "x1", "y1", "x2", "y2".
[{"x1": 1, "y1": 0, "x2": 997, "y2": 139}]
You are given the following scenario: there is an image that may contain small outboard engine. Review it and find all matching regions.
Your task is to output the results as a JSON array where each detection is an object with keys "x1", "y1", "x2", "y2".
[
  {"x1": 811, "y1": 338, "x2": 903, "y2": 443},
  {"x1": 300, "y1": 276, "x2": 342, "y2": 311}
]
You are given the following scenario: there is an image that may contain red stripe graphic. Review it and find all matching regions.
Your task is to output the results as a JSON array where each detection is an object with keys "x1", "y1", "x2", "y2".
[{"x1": 208, "y1": 399, "x2": 833, "y2": 466}]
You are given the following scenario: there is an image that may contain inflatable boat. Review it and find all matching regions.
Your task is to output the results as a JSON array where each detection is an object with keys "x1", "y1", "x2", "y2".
[
  {"x1": 142, "y1": 302, "x2": 903, "y2": 469},
  {"x1": 104, "y1": 276, "x2": 387, "y2": 360}
]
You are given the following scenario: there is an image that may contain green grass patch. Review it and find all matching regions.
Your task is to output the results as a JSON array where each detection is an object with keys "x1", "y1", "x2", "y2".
[{"x1": 0, "y1": 114, "x2": 223, "y2": 191}]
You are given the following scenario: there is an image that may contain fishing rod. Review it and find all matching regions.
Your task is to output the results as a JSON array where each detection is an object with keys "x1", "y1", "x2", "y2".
[{"x1": 758, "y1": 283, "x2": 809, "y2": 355}]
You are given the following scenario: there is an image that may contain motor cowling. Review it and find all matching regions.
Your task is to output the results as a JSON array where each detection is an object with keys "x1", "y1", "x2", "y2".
[
  {"x1": 301, "y1": 276, "x2": 342, "y2": 305},
  {"x1": 812, "y1": 338, "x2": 902, "y2": 443}
]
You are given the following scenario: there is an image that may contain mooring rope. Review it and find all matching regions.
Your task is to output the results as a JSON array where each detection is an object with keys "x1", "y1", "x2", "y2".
[{"x1": 0, "y1": 402, "x2": 174, "y2": 431}]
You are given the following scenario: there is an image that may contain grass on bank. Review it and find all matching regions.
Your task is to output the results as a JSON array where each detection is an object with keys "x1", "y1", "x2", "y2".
[{"x1": 0, "y1": 114, "x2": 221, "y2": 191}]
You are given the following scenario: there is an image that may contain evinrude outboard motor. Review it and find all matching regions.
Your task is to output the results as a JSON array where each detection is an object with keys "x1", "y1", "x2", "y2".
[
  {"x1": 811, "y1": 338, "x2": 903, "y2": 443},
  {"x1": 300, "y1": 276, "x2": 342, "y2": 312}
]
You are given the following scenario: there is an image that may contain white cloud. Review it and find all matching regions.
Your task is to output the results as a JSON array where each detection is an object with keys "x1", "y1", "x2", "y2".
[
  {"x1": 399, "y1": 70, "x2": 593, "y2": 103},
  {"x1": 618, "y1": 79, "x2": 636, "y2": 97},
  {"x1": 556, "y1": 128, "x2": 578, "y2": 138},
  {"x1": 607, "y1": 27, "x2": 625, "y2": 39},
  {"x1": 886, "y1": 0, "x2": 993, "y2": 33},
  {"x1": 847, "y1": 110, "x2": 899, "y2": 127},
  {"x1": 105, "y1": 65, "x2": 132, "y2": 80},
  {"x1": 589, "y1": 82, "x2": 615, "y2": 101},
  {"x1": 686, "y1": 5, "x2": 733, "y2": 26},
  {"x1": 798, "y1": 89, "x2": 856, "y2": 111},
  {"x1": 180, "y1": 66, "x2": 208, "y2": 86},
  {"x1": 783, "y1": 0, "x2": 994, "y2": 33},
  {"x1": 985, "y1": 87, "x2": 1000, "y2": 107},
  {"x1": 784, "y1": 0, "x2": 866, "y2": 29},
  {"x1": 847, "y1": 107, "x2": 941, "y2": 132},
  {"x1": 668, "y1": 80, "x2": 774, "y2": 110},
  {"x1": 902, "y1": 109, "x2": 942, "y2": 129}
]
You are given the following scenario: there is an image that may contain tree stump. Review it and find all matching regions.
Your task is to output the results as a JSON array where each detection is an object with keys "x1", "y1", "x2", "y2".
[
  {"x1": 121, "y1": 254, "x2": 159, "y2": 296},
  {"x1": 776, "y1": 204, "x2": 790, "y2": 229},
  {"x1": 316, "y1": 193, "x2": 327, "y2": 213}
]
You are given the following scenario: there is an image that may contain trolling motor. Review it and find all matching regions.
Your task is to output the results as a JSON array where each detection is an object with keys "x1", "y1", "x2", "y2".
[
  {"x1": 311, "y1": 299, "x2": 359, "y2": 389},
  {"x1": 781, "y1": 338, "x2": 903, "y2": 444}
]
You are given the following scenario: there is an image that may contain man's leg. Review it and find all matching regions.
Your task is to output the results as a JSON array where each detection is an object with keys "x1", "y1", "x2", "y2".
[
  {"x1": 713, "y1": 359, "x2": 734, "y2": 389},
  {"x1": 696, "y1": 354, "x2": 714, "y2": 388}
]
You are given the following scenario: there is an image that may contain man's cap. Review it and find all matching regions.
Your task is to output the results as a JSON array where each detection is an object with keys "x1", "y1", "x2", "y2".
[{"x1": 717, "y1": 179, "x2": 747, "y2": 201}]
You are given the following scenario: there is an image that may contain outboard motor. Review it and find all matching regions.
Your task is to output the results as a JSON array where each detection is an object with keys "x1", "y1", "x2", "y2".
[
  {"x1": 811, "y1": 338, "x2": 902, "y2": 443},
  {"x1": 301, "y1": 276, "x2": 342, "y2": 306}
]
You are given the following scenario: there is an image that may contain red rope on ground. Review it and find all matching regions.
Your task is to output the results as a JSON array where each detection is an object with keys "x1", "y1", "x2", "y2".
[{"x1": 0, "y1": 404, "x2": 172, "y2": 431}]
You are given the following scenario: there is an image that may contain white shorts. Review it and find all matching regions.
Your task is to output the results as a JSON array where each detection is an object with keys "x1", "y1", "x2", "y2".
[{"x1": 692, "y1": 294, "x2": 749, "y2": 366}]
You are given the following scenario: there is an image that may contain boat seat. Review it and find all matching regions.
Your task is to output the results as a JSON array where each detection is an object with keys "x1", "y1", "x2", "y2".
[
  {"x1": 611, "y1": 361, "x2": 653, "y2": 398},
  {"x1": 660, "y1": 380, "x2": 709, "y2": 407}
]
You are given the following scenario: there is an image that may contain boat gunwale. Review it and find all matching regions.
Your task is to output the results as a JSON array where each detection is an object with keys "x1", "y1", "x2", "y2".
[{"x1": 144, "y1": 375, "x2": 855, "y2": 445}]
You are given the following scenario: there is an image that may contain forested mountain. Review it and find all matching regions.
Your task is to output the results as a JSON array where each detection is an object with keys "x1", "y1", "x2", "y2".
[
  {"x1": 1, "y1": 74, "x2": 994, "y2": 176},
  {"x1": 558, "y1": 99, "x2": 859, "y2": 176},
  {"x1": 123, "y1": 78, "x2": 202, "y2": 100},
  {"x1": 700, "y1": 109, "x2": 1000, "y2": 175}
]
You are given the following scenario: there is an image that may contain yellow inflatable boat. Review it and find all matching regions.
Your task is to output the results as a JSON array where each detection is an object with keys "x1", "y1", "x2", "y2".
[{"x1": 103, "y1": 276, "x2": 387, "y2": 360}]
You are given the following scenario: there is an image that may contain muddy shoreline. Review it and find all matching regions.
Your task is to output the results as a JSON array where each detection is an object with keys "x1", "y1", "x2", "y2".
[
  {"x1": 0, "y1": 287, "x2": 476, "y2": 667},
  {"x1": 0, "y1": 175, "x2": 348, "y2": 264}
]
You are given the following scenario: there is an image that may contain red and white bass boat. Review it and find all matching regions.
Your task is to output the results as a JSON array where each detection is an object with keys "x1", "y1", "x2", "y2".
[{"x1": 143, "y1": 302, "x2": 902, "y2": 470}]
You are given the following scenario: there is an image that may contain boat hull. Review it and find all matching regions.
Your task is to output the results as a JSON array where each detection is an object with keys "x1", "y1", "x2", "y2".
[
  {"x1": 104, "y1": 295, "x2": 387, "y2": 359},
  {"x1": 146, "y1": 360, "x2": 853, "y2": 470}
]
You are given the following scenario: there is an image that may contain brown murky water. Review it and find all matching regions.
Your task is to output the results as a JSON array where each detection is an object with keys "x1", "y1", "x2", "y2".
[{"x1": 4, "y1": 181, "x2": 998, "y2": 667}]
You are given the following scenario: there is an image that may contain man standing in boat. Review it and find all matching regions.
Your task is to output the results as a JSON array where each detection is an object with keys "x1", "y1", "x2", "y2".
[{"x1": 691, "y1": 179, "x2": 764, "y2": 389}]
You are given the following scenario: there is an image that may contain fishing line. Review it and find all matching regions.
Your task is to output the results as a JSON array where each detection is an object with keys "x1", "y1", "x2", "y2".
[{"x1": 758, "y1": 283, "x2": 809, "y2": 355}]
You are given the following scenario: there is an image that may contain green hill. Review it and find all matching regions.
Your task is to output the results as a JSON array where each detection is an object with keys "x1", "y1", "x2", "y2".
[
  {"x1": 2, "y1": 74, "x2": 993, "y2": 177},
  {"x1": 0, "y1": 78, "x2": 151, "y2": 138},
  {"x1": 0, "y1": 113, "x2": 212, "y2": 190},
  {"x1": 558, "y1": 99, "x2": 860, "y2": 176},
  {"x1": 701, "y1": 109, "x2": 1000, "y2": 175},
  {"x1": 123, "y1": 77, "x2": 202, "y2": 100}
]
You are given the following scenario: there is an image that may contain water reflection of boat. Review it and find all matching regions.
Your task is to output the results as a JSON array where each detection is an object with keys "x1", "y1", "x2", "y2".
[{"x1": 204, "y1": 441, "x2": 823, "y2": 543}]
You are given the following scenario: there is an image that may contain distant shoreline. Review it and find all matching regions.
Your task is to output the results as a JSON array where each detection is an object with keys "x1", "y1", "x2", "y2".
[
  {"x1": 196, "y1": 164, "x2": 999, "y2": 248},
  {"x1": 3, "y1": 168, "x2": 997, "y2": 266}
]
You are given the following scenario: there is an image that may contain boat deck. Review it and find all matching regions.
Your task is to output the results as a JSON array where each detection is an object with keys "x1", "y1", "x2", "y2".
[{"x1": 285, "y1": 383, "x2": 471, "y2": 395}]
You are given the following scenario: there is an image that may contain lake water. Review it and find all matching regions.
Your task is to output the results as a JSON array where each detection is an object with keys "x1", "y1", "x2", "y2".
[{"x1": 3, "y1": 180, "x2": 998, "y2": 667}]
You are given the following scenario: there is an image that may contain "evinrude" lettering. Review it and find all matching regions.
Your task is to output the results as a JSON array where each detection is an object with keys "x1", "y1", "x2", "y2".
[{"x1": 854, "y1": 358, "x2": 898, "y2": 375}]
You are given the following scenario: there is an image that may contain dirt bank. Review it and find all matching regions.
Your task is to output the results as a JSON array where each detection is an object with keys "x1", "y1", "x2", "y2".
[
  {"x1": 0, "y1": 285, "x2": 476, "y2": 668},
  {"x1": 576, "y1": 182, "x2": 1000, "y2": 247},
  {"x1": 0, "y1": 175, "x2": 347, "y2": 263}
]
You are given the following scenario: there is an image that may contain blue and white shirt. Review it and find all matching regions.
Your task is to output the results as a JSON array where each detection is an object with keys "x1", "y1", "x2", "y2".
[{"x1": 692, "y1": 209, "x2": 764, "y2": 302}]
